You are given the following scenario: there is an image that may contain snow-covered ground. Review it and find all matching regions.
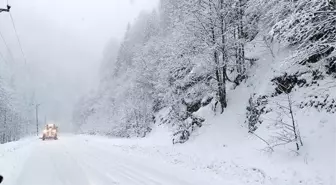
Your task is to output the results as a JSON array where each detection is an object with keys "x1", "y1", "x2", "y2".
[
  {"x1": 0, "y1": 135, "x2": 227, "y2": 185},
  {"x1": 0, "y1": 109, "x2": 334, "y2": 185},
  {"x1": 78, "y1": 85, "x2": 335, "y2": 185}
]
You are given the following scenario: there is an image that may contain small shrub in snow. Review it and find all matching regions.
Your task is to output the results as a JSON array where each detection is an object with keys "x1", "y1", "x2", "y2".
[
  {"x1": 245, "y1": 94, "x2": 270, "y2": 132},
  {"x1": 173, "y1": 130, "x2": 190, "y2": 144},
  {"x1": 251, "y1": 94, "x2": 304, "y2": 152},
  {"x1": 172, "y1": 114, "x2": 205, "y2": 144},
  {"x1": 271, "y1": 94, "x2": 303, "y2": 151}
]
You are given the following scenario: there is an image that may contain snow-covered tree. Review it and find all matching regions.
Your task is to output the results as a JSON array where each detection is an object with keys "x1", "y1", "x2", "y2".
[
  {"x1": 271, "y1": 0, "x2": 336, "y2": 67},
  {"x1": 0, "y1": 60, "x2": 31, "y2": 143},
  {"x1": 73, "y1": 0, "x2": 335, "y2": 147}
]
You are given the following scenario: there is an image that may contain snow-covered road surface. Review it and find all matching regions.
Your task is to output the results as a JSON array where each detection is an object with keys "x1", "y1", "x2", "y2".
[{"x1": 1, "y1": 135, "x2": 225, "y2": 185}]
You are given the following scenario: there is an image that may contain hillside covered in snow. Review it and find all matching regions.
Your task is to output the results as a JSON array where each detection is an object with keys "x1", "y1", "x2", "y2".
[{"x1": 72, "y1": 0, "x2": 336, "y2": 184}]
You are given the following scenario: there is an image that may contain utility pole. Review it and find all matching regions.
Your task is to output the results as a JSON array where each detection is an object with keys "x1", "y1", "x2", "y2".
[
  {"x1": 35, "y1": 104, "x2": 40, "y2": 136},
  {"x1": 0, "y1": 5, "x2": 10, "y2": 13},
  {"x1": 2, "y1": 110, "x2": 7, "y2": 144}
]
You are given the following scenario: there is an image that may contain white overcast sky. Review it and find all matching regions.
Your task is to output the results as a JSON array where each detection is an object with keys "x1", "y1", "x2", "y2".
[{"x1": 0, "y1": 0, "x2": 158, "y2": 130}]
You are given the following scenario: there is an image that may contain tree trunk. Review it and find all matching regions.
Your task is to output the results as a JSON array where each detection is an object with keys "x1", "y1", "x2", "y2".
[
  {"x1": 208, "y1": 3, "x2": 226, "y2": 113},
  {"x1": 287, "y1": 95, "x2": 300, "y2": 151},
  {"x1": 215, "y1": 51, "x2": 225, "y2": 113},
  {"x1": 220, "y1": 0, "x2": 227, "y2": 110},
  {"x1": 236, "y1": 0, "x2": 246, "y2": 84}
]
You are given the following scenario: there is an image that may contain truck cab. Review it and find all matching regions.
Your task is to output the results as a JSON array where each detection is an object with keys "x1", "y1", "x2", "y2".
[{"x1": 42, "y1": 123, "x2": 58, "y2": 140}]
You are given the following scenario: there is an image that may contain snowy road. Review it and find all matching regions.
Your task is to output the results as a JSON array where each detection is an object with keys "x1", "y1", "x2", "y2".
[{"x1": 1, "y1": 135, "x2": 225, "y2": 185}]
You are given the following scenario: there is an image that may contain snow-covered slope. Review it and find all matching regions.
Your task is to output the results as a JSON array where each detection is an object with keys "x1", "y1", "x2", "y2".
[
  {"x1": 86, "y1": 34, "x2": 335, "y2": 185},
  {"x1": 69, "y1": 1, "x2": 335, "y2": 184},
  {"x1": 87, "y1": 92, "x2": 334, "y2": 185}
]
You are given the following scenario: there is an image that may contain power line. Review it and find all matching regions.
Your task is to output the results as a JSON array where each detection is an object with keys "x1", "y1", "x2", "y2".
[{"x1": 9, "y1": 12, "x2": 27, "y2": 63}]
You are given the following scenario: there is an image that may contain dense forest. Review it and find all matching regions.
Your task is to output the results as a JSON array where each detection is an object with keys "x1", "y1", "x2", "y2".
[
  {"x1": 72, "y1": 0, "x2": 335, "y2": 146},
  {"x1": 0, "y1": 60, "x2": 34, "y2": 143}
]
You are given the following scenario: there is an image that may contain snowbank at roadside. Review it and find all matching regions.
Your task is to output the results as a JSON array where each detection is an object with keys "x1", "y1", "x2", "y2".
[{"x1": 0, "y1": 137, "x2": 36, "y2": 185}]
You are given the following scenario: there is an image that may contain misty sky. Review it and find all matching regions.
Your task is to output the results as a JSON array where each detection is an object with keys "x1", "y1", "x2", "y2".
[{"x1": 0, "y1": 0, "x2": 158, "y2": 131}]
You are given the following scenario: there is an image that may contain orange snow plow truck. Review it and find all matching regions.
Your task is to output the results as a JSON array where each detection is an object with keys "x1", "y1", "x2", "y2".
[{"x1": 42, "y1": 123, "x2": 58, "y2": 140}]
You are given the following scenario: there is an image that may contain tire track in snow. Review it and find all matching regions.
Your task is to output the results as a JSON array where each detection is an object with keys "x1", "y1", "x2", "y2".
[
  {"x1": 66, "y1": 144, "x2": 156, "y2": 185},
  {"x1": 63, "y1": 139, "x2": 191, "y2": 185},
  {"x1": 69, "y1": 138, "x2": 222, "y2": 185},
  {"x1": 48, "y1": 141, "x2": 91, "y2": 185},
  {"x1": 56, "y1": 139, "x2": 121, "y2": 185},
  {"x1": 61, "y1": 140, "x2": 145, "y2": 185}
]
